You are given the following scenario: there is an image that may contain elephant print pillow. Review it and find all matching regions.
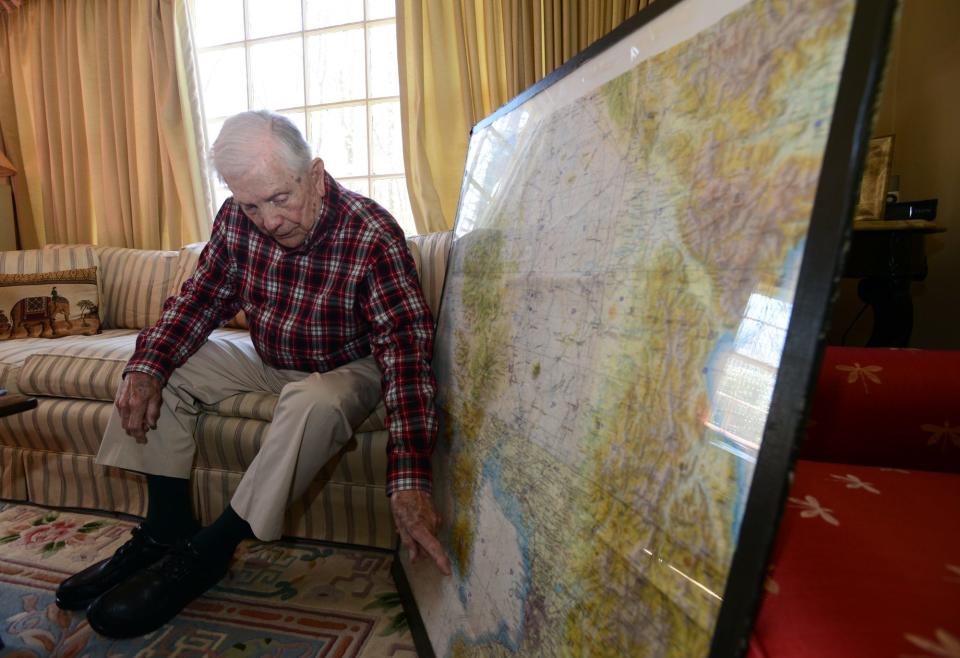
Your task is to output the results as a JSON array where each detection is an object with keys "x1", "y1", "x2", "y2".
[{"x1": 0, "y1": 268, "x2": 101, "y2": 340}]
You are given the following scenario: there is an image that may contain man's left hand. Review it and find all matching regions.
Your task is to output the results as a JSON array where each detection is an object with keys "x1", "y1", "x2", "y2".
[{"x1": 390, "y1": 490, "x2": 451, "y2": 576}]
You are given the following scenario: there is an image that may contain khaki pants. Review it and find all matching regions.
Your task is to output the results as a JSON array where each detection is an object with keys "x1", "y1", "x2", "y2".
[{"x1": 96, "y1": 333, "x2": 382, "y2": 540}]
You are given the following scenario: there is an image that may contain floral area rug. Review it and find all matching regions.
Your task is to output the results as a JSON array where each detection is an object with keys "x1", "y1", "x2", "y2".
[{"x1": 0, "y1": 502, "x2": 417, "y2": 657}]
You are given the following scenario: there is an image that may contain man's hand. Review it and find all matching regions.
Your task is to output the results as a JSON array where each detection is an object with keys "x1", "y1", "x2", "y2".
[
  {"x1": 390, "y1": 490, "x2": 451, "y2": 576},
  {"x1": 115, "y1": 372, "x2": 163, "y2": 444}
]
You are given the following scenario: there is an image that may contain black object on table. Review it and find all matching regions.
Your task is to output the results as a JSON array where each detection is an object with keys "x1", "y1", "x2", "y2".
[
  {"x1": 844, "y1": 220, "x2": 946, "y2": 347},
  {"x1": 0, "y1": 392, "x2": 38, "y2": 418}
]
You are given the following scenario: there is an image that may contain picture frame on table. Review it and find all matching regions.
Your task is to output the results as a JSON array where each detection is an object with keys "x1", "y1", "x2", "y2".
[{"x1": 854, "y1": 134, "x2": 894, "y2": 221}]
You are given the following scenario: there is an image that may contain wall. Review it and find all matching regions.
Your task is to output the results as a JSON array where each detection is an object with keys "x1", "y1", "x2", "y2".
[{"x1": 827, "y1": 0, "x2": 960, "y2": 348}]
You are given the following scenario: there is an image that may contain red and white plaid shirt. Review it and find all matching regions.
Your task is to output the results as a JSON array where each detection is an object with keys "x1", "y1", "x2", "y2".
[{"x1": 126, "y1": 173, "x2": 437, "y2": 495}]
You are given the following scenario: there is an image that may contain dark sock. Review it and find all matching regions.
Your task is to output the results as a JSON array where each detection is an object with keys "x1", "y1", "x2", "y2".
[
  {"x1": 190, "y1": 505, "x2": 254, "y2": 563},
  {"x1": 144, "y1": 474, "x2": 196, "y2": 543}
]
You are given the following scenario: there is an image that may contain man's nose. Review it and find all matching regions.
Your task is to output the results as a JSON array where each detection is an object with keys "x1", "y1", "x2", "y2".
[{"x1": 261, "y1": 208, "x2": 284, "y2": 232}]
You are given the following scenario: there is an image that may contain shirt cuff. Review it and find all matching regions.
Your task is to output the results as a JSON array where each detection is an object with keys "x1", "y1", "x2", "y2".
[
  {"x1": 123, "y1": 362, "x2": 168, "y2": 384},
  {"x1": 386, "y1": 451, "x2": 433, "y2": 497}
]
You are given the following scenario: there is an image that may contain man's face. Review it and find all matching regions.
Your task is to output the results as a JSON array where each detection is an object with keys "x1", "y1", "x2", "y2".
[{"x1": 225, "y1": 149, "x2": 325, "y2": 249}]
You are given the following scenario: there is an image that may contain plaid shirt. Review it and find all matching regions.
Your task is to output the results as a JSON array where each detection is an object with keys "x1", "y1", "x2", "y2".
[{"x1": 126, "y1": 173, "x2": 438, "y2": 495}]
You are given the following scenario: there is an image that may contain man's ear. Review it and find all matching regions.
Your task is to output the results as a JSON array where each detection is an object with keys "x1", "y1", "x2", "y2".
[{"x1": 310, "y1": 158, "x2": 326, "y2": 197}]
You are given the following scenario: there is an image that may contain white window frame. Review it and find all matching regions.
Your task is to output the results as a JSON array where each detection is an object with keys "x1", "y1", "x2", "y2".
[{"x1": 190, "y1": 0, "x2": 414, "y2": 234}]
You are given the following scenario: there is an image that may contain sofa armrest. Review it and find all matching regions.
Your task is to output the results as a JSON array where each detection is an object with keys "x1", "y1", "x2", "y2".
[{"x1": 798, "y1": 346, "x2": 960, "y2": 473}]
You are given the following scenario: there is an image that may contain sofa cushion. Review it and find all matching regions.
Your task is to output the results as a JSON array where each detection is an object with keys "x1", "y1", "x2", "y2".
[
  {"x1": 95, "y1": 246, "x2": 180, "y2": 330},
  {"x1": 0, "y1": 329, "x2": 138, "y2": 396},
  {"x1": 13, "y1": 330, "x2": 138, "y2": 400},
  {"x1": 750, "y1": 459, "x2": 960, "y2": 657},
  {"x1": 0, "y1": 267, "x2": 102, "y2": 340}
]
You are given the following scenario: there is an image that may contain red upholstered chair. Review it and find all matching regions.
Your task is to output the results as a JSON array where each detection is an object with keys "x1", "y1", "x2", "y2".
[{"x1": 749, "y1": 347, "x2": 960, "y2": 658}]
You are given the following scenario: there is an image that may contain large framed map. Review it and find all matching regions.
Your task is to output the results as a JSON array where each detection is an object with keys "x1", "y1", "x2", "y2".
[{"x1": 400, "y1": 0, "x2": 895, "y2": 655}]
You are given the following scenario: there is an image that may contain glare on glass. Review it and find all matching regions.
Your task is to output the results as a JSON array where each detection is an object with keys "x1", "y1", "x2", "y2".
[
  {"x1": 367, "y1": 22, "x2": 399, "y2": 98},
  {"x1": 708, "y1": 353, "x2": 777, "y2": 453},
  {"x1": 309, "y1": 106, "x2": 369, "y2": 177},
  {"x1": 193, "y1": 0, "x2": 244, "y2": 47},
  {"x1": 305, "y1": 0, "x2": 364, "y2": 29},
  {"x1": 372, "y1": 177, "x2": 416, "y2": 235},
  {"x1": 370, "y1": 101, "x2": 403, "y2": 175},
  {"x1": 306, "y1": 28, "x2": 366, "y2": 105},
  {"x1": 246, "y1": 0, "x2": 302, "y2": 39},
  {"x1": 199, "y1": 47, "x2": 248, "y2": 118},
  {"x1": 249, "y1": 38, "x2": 305, "y2": 110},
  {"x1": 366, "y1": 0, "x2": 395, "y2": 21}
]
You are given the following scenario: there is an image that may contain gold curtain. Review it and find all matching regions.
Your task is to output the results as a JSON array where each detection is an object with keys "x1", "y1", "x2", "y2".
[
  {"x1": 397, "y1": 0, "x2": 652, "y2": 233},
  {"x1": 0, "y1": 0, "x2": 213, "y2": 249}
]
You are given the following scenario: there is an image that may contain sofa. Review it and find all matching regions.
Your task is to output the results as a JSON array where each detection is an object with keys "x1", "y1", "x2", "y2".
[{"x1": 0, "y1": 232, "x2": 452, "y2": 549}]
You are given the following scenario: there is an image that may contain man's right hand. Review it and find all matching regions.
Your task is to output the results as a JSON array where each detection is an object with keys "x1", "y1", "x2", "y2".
[{"x1": 115, "y1": 372, "x2": 164, "y2": 443}]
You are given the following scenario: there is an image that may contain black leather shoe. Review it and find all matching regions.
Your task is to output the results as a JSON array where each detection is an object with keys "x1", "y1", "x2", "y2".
[
  {"x1": 85, "y1": 541, "x2": 230, "y2": 639},
  {"x1": 55, "y1": 524, "x2": 179, "y2": 611}
]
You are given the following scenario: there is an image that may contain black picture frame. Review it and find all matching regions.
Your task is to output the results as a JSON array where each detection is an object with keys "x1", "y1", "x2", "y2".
[{"x1": 394, "y1": 1, "x2": 897, "y2": 656}]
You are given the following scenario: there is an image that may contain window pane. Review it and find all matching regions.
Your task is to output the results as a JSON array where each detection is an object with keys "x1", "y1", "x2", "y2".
[
  {"x1": 249, "y1": 38, "x2": 305, "y2": 110},
  {"x1": 305, "y1": 0, "x2": 363, "y2": 29},
  {"x1": 366, "y1": 0, "x2": 395, "y2": 20},
  {"x1": 205, "y1": 117, "x2": 226, "y2": 148},
  {"x1": 372, "y1": 177, "x2": 415, "y2": 235},
  {"x1": 370, "y1": 100, "x2": 403, "y2": 175},
  {"x1": 246, "y1": 0, "x2": 301, "y2": 39},
  {"x1": 367, "y1": 22, "x2": 398, "y2": 98},
  {"x1": 340, "y1": 177, "x2": 370, "y2": 197},
  {"x1": 199, "y1": 47, "x2": 248, "y2": 118},
  {"x1": 213, "y1": 182, "x2": 233, "y2": 211},
  {"x1": 305, "y1": 28, "x2": 365, "y2": 104},
  {"x1": 310, "y1": 106, "x2": 368, "y2": 177},
  {"x1": 193, "y1": 0, "x2": 244, "y2": 47}
]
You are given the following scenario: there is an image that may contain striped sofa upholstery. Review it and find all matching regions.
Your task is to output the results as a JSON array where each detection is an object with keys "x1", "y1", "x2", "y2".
[{"x1": 0, "y1": 231, "x2": 452, "y2": 549}]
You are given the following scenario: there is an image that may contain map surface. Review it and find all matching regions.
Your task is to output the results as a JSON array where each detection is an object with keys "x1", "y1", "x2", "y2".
[{"x1": 406, "y1": 0, "x2": 857, "y2": 655}]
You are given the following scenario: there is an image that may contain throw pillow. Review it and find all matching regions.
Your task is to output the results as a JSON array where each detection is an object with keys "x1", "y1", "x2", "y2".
[{"x1": 0, "y1": 267, "x2": 101, "y2": 340}]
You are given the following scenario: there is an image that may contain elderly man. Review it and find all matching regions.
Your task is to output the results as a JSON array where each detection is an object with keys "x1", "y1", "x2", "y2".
[{"x1": 54, "y1": 110, "x2": 450, "y2": 638}]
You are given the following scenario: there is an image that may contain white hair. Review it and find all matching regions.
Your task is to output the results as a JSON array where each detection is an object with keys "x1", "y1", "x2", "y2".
[{"x1": 210, "y1": 110, "x2": 312, "y2": 182}]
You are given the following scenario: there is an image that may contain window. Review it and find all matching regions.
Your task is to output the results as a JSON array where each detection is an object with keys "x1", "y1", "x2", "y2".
[{"x1": 190, "y1": 0, "x2": 416, "y2": 235}]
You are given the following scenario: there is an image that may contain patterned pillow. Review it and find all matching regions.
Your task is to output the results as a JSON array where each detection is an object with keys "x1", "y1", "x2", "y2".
[{"x1": 0, "y1": 267, "x2": 101, "y2": 340}]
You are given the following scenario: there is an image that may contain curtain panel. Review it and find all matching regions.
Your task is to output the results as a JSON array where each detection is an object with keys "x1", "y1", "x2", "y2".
[
  {"x1": 397, "y1": 0, "x2": 652, "y2": 233},
  {"x1": 0, "y1": 0, "x2": 213, "y2": 249}
]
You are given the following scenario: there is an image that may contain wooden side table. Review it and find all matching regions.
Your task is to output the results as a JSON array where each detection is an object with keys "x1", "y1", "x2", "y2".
[{"x1": 843, "y1": 220, "x2": 947, "y2": 347}]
